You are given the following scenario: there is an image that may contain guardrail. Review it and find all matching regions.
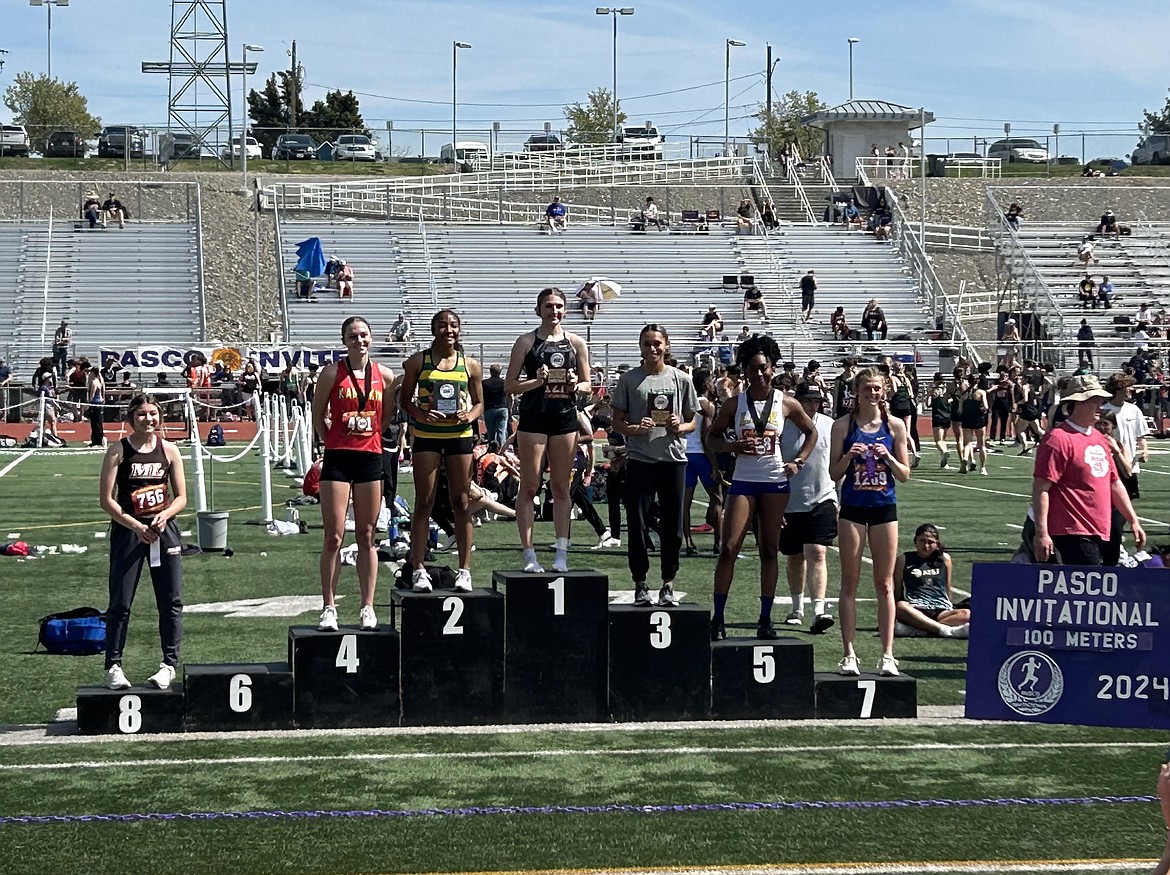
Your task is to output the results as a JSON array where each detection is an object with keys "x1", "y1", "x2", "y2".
[
  {"x1": 419, "y1": 209, "x2": 438, "y2": 309},
  {"x1": 922, "y1": 223, "x2": 993, "y2": 252},
  {"x1": 856, "y1": 156, "x2": 1001, "y2": 180},
  {"x1": 194, "y1": 183, "x2": 207, "y2": 341},
  {"x1": 0, "y1": 179, "x2": 201, "y2": 223},
  {"x1": 273, "y1": 195, "x2": 288, "y2": 343}
]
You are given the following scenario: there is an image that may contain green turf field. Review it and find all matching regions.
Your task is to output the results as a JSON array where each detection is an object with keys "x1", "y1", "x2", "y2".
[{"x1": 0, "y1": 438, "x2": 1167, "y2": 874}]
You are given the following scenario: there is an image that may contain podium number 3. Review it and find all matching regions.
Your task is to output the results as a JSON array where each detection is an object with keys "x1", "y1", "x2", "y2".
[
  {"x1": 650, "y1": 611, "x2": 671, "y2": 649},
  {"x1": 229, "y1": 674, "x2": 253, "y2": 713},
  {"x1": 118, "y1": 695, "x2": 142, "y2": 733},
  {"x1": 336, "y1": 634, "x2": 360, "y2": 674},
  {"x1": 442, "y1": 597, "x2": 465, "y2": 635},
  {"x1": 548, "y1": 577, "x2": 565, "y2": 616},
  {"x1": 857, "y1": 679, "x2": 877, "y2": 718}
]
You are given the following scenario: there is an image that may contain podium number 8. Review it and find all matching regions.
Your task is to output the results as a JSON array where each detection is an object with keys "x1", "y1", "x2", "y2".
[
  {"x1": 442, "y1": 597, "x2": 465, "y2": 635},
  {"x1": 118, "y1": 695, "x2": 142, "y2": 734},
  {"x1": 650, "y1": 611, "x2": 671, "y2": 649},
  {"x1": 229, "y1": 674, "x2": 253, "y2": 713},
  {"x1": 548, "y1": 577, "x2": 565, "y2": 616},
  {"x1": 752, "y1": 646, "x2": 775, "y2": 684},
  {"x1": 857, "y1": 679, "x2": 876, "y2": 718},
  {"x1": 336, "y1": 634, "x2": 360, "y2": 674}
]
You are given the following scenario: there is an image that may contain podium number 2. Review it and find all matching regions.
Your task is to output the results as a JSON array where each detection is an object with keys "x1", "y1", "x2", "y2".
[
  {"x1": 336, "y1": 634, "x2": 360, "y2": 674},
  {"x1": 442, "y1": 597, "x2": 465, "y2": 635},
  {"x1": 229, "y1": 674, "x2": 253, "y2": 713},
  {"x1": 857, "y1": 679, "x2": 877, "y2": 718},
  {"x1": 548, "y1": 576, "x2": 565, "y2": 615},
  {"x1": 650, "y1": 611, "x2": 671, "y2": 649},
  {"x1": 118, "y1": 695, "x2": 142, "y2": 733},
  {"x1": 752, "y1": 646, "x2": 776, "y2": 684}
]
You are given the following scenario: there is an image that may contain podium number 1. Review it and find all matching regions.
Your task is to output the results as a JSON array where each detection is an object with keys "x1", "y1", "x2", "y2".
[
  {"x1": 650, "y1": 611, "x2": 672, "y2": 649},
  {"x1": 442, "y1": 597, "x2": 465, "y2": 635},
  {"x1": 336, "y1": 634, "x2": 360, "y2": 674},
  {"x1": 857, "y1": 679, "x2": 876, "y2": 718},
  {"x1": 548, "y1": 576, "x2": 565, "y2": 616}
]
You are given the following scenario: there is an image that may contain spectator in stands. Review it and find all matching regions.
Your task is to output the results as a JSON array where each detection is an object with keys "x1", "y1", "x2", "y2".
[
  {"x1": 1077, "y1": 236, "x2": 1098, "y2": 268},
  {"x1": 1032, "y1": 374, "x2": 1145, "y2": 566},
  {"x1": 800, "y1": 271, "x2": 817, "y2": 322},
  {"x1": 82, "y1": 191, "x2": 103, "y2": 229},
  {"x1": 1098, "y1": 275, "x2": 1114, "y2": 310},
  {"x1": 1005, "y1": 202, "x2": 1023, "y2": 231},
  {"x1": 0, "y1": 357, "x2": 10, "y2": 389},
  {"x1": 831, "y1": 306, "x2": 852, "y2": 340},
  {"x1": 862, "y1": 299, "x2": 888, "y2": 341},
  {"x1": 640, "y1": 196, "x2": 667, "y2": 231},
  {"x1": 1096, "y1": 209, "x2": 1120, "y2": 239},
  {"x1": 899, "y1": 142, "x2": 911, "y2": 179},
  {"x1": 1077, "y1": 318, "x2": 1096, "y2": 368},
  {"x1": 387, "y1": 312, "x2": 412, "y2": 345},
  {"x1": 545, "y1": 196, "x2": 567, "y2": 234},
  {"x1": 869, "y1": 206, "x2": 893, "y2": 241},
  {"x1": 760, "y1": 198, "x2": 779, "y2": 230},
  {"x1": 742, "y1": 285, "x2": 768, "y2": 323},
  {"x1": 577, "y1": 280, "x2": 603, "y2": 322},
  {"x1": 841, "y1": 200, "x2": 862, "y2": 231},
  {"x1": 1079, "y1": 274, "x2": 1097, "y2": 309},
  {"x1": 52, "y1": 319, "x2": 73, "y2": 378},
  {"x1": 700, "y1": 305, "x2": 725, "y2": 341},
  {"x1": 736, "y1": 325, "x2": 752, "y2": 342},
  {"x1": 335, "y1": 259, "x2": 354, "y2": 300},
  {"x1": 1134, "y1": 322, "x2": 1152, "y2": 354},
  {"x1": 324, "y1": 255, "x2": 342, "y2": 289},
  {"x1": 1138, "y1": 302, "x2": 1153, "y2": 325},
  {"x1": 101, "y1": 192, "x2": 128, "y2": 229},
  {"x1": 735, "y1": 198, "x2": 755, "y2": 233},
  {"x1": 482, "y1": 364, "x2": 510, "y2": 449}
]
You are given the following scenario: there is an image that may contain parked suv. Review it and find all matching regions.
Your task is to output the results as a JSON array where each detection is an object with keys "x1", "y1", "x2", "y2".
[
  {"x1": 1131, "y1": 134, "x2": 1170, "y2": 165},
  {"x1": 987, "y1": 138, "x2": 1049, "y2": 163},
  {"x1": 0, "y1": 124, "x2": 31, "y2": 157},
  {"x1": 272, "y1": 133, "x2": 315, "y2": 160},
  {"x1": 98, "y1": 125, "x2": 145, "y2": 158},
  {"x1": 45, "y1": 130, "x2": 86, "y2": 158},
  {"x1": 524, "y1": 133, "x2": 563, "y2": 153},
  {"x1": 334, "y1": 134, "x2": 376, "y2": 161}
]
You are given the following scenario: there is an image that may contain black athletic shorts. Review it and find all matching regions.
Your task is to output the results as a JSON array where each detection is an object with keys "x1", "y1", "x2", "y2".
[
  {"x1": 321, "y1": 448, "x2": 384, "y2": 484},
  {"x1": 517, "y1": 407, "x2": 579, "y2": 437},
  {"x1": 961, "y1": 415, "x2": 987, "y2": 430},
  {"x1": 412, "y1": 435, "x2": 475, "y2": 457},
  {"x1": 839, "y1": 503, "x2": 898, "y2": 527},
  {"x1": 931, "y1": 415, "x2": 952, "y2": 429},
  {"x1": 779, "y1": 498, "x2": 838, "y2": 554}
]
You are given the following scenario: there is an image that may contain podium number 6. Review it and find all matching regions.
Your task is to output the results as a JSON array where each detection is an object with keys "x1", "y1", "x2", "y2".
[
  {"x1": 857, "y1": 679, "x2": 876, "y2": 718},
  {"x1": 548, "y1": 576, "x2": 565, "y2": 616},
  {"x1": 336, "y1": 634, "x2": 360, "y2": 674},
  {"x1": 442, "y1": 597, "x2": 465, "y2": 635},
  {"x1": 752, "y1": 646, "x2": 775, "y2": 684},
  {"x1": 650, "y1": 611, "x2": 671, "y2": 649},
  {"x1": 229, "y1": 674, "x2": 253, "y2": 713}
]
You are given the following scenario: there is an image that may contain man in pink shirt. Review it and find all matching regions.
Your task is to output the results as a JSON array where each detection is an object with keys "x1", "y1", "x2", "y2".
[{"x1": 1032, "y1": 374, "x2": 1146, "y2": 566}]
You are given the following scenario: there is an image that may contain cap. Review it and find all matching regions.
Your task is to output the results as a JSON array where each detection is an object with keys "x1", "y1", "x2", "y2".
[
  {"x1": 1062, "y1": 374, "x2": 1111, "y2": 402},
  {"x1": 708, "y1": 304, "x2": 717, "y2": 310},
  {"x1": 1006, "y1": 318, "x2": 1015, "y2": 325},
  {"x1": 794, "y1": 382, "x2": 825, "y2": 401}
]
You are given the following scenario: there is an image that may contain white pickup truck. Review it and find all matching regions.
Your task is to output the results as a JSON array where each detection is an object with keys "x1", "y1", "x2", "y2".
[
  {"x1": 616, "y1": 124, "x2": 664, "y2": 160},
  {"x1": 0, "y1": 124, "x2": 30, "y2": 157}
]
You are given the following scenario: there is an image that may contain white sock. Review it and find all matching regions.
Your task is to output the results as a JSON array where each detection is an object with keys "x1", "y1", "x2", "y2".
[
  {"x1": 813, "y1": 599, "x2": 826, "y2": 616},
  {"x1": 938, "y1": 625, "x2": 954, "y2": 638},
  {"x1": 523, "y1": 547, "x2": 537, "y2": 564},
  {"x1": 555, "y1": 536, "x2": 570, "y2": 551}
]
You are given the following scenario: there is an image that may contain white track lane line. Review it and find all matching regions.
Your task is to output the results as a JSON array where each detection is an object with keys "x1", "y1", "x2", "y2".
[{"x1": 0, "y1": 450, "x2": 35, "y2": 479}]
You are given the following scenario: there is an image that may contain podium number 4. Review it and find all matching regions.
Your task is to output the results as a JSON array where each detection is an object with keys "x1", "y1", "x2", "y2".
[
  {"x1": 118, "y1": 695, "x2": 142, "y2": 734},
  {"x1": 858, "y1": 679, "x2": 876, "y2": 718},
  {"x1": 336, "y1": 634, "x2": 360, "y2": 674}
]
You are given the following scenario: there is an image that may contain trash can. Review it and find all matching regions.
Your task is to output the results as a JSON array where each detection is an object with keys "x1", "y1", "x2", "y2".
[
  {"x1": 196, "y1": 510, "x2": 230, "y2": 552},
  {"x1": 927, "y1": 155, "x2": 947, "y2": 178},
  {"x1": 939, "y1": 347, "x2": 959, "y2": 375}
]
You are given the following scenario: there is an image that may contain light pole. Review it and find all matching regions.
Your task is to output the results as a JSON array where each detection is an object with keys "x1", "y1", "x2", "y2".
[
  {"x1": 847, "y1": 37, "x2": 860, "y2": 100},
  {"x1": 241, "y1": 43, "x2": 263, "y2": 188},
  {"x1": 596, "y1": 7, "x2": 634, "y2": 143},
  {"x1": 29, "y1": 0, "x2": 69, "y2": 80},
  {"x1": 452, "y1": 41, "x2": 471, "y2": 166},
  {"x1": 724, "y1": 39, "x2": 745, "y2": 157}
]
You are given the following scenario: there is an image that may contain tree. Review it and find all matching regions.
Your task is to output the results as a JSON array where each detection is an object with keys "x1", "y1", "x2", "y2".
[
  {"x1": 1141, "y1": 92, "x2": 1170, "y2": 134},
  {"x1": 2, "y1": 72, "x2": 100, "y2": 148},
  {"x1": 246, "y1": 69, "x2": 307, "y2": 154},
  {"x1": 303, "y1": 90, "x2": 367, "y2": 145},
  {"x1": 748, "y1": 90, "x2": 827, "y2": 163},
  {"x1": 564, "y1": 87, "x2": 626, "y2": 144}
]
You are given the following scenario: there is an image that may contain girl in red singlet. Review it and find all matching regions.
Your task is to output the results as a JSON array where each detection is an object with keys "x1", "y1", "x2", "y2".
[{"x1": 310, "y1": 317, "x2": 396, "y2": 632}]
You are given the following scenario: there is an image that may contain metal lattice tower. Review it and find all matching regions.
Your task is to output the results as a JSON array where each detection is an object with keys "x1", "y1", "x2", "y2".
[{"x1": 141, "y1": 0, "x2": 253, "y2": 166}]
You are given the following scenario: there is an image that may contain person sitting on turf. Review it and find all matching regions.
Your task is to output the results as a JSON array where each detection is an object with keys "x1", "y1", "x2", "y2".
[{"x1": 893, "y1": 522, "x2": 970, "y2": 638}]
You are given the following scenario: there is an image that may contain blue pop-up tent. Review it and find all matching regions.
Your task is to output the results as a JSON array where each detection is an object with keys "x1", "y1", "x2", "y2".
[{"x1": 294, "y1": 237, "x2": 326, "y2": 278}]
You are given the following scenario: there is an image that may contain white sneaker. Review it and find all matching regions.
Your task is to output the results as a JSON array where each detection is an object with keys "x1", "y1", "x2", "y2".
[
  {"x1": 878, "y1": 654, "x2": 900, "y2": 677},
  {"x1": 454, "y1": 569, "x2": 473, "y2": 592},
  {"x1": 412, "y1": 568, "x2": 433, "y2": 593},
  {"x1": 949, "y1": 622, "x2": 970, "y2": 639},
  {"x1": 148, "y1": 662, "x2": 176, "y2": 690},
  {"x1": 593, "y1": 533, "x2": 621, "y2": 549},
  {"x1": 980, "y1": 467, "x2": 989, "y2": 476},
  {"x1": 837, "y1": 655, "x2": 861, "y2": 677},
  {"x1": 105, "y1": 664, "x2": 131, "y2": 690},
  {"x1": 318, "y1": 605, "x2": 339, "y2": 631},
  {"x1": 359, "y1": 605, "x2": 378, "y2": 630},
  {"x1": 522, "y1": 549, "x2": 545, "y2": 574}
]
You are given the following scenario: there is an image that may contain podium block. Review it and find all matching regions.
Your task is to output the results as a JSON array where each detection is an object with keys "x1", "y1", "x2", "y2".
[
  {"x1": 183, "y1": 662, "x2": 294, "y2": 731},
  {"x1": 493, "y1": 570, "x2": 609, "y2": 723},
  {"x1": 392, "y1": 588, "x2": 504, "y2": 726},
  {"x1": 814, "y1": 672, "x2": 917, "y2": 719},
  {"x1": 711, "y1": 638, "x2": 815, "y2": 719},
  {"x1": 609, "y1": 604, "x2": 711, "y2": 721},
  {"x1": 77, "y1": 684, "x2": 185, "y2": 735},
  {"x1": 289, "y1": 626, "x2": 400, "y2": 728}
]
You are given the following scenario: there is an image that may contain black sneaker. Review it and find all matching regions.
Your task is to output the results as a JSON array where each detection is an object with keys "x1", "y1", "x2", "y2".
[
  {"x1": 710, "y1": 618, "x2": 726, "y2": 641},
  {"x1": 810, "y1": 613, "x2": 836, "y2": 635},
  {"x1": 633, "y1": 585, "x2": 652, "y2": 606},
  {"x1": 657, "y1": 584, "x2": 679, "y2": 606},
  {"x1": 757, "y1": 620, "x2": 779, "y2": 640},
  {"x1": 684, "y1": 545, "x2": 698, "y2": 557}
]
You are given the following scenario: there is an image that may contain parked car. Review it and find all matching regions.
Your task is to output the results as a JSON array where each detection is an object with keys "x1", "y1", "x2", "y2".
[
  {"x1": 1131, "y1": 134, "x2": 1170, "y2": 165},
  {"x1": 616, "y1": 124, "x2": 664, "y2": 160},
  {"x1": 223, "y1": 135, "x2": 262, "y2": 160},
  {"x1": 987, "y1": 138, "x2": 1049, "y2": 164},
  {"x1": 945, "y1": 151, "x2": 982, "y2": 160},
  {"x1": 159, "y1": 131, "x2": 200, "y2": 162},
  {"x1": 271, "y1": 133, "x2": 316, "y2": 160},
  {"x1": 0, "y1": 124, "x2": 31, "y2": 157},
  {"x1": 98, "y1": 125, "x2": 145, "y2": 158},
  {"x1": 440, "y1": 140, "x2": 490, "y2": 168},
  {"x1": 334, "y1": 134, "x2": 377, "y2": 161},
  {"x1": 44, "y1": 130, "x2": 86, "y2": 158},
  {"x1": 524, "y1": 133, "x2": 563, "y2": 153}
]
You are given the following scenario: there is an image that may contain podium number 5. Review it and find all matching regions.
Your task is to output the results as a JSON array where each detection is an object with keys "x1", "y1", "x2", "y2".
[
  {"x1": 650, "y1": 611, "x2": 671, "y2": 649},
  {"x1": 857, "y1": 679, "x2": 876, "y2": 718},
  {"x1": 442, "y1": 597, "x2": 465, "y2": 635},
  {"x1": 229, "y1": 674, "x2": 253, "y2": 713},
  {"x1": 118, "y1": 695, "x2": 142, "y2": 734},
  {"x1": 548, "y1": 577, "x2": 565, "y2": 616},
  {"x1": 336, "y1": 634, "x2": 360, "y2": 674},
  {"x1": 752, "y1": 646, "x2": 775, "y2": 684}
]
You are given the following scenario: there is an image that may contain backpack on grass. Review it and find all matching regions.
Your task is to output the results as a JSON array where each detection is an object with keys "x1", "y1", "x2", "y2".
[
  {"x1": 37, "y1": 607, "x2": 106, "y2": 655},
  {"x1": 206, "y1": 424, "x2": 226, "y2": 447}
]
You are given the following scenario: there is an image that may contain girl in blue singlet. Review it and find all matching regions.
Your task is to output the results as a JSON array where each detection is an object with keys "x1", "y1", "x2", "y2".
[{"x1": 828, "y1": 367, "x2": 911, "y2": 678}]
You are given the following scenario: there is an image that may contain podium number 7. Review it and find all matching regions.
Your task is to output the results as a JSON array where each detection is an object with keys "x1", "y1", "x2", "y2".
[
  {"x1": 548, "y1": 577, "x2": 565, "y2": 616},
  {"x1": 857, "y1": 679, "x2": 876, "y2": 718}
]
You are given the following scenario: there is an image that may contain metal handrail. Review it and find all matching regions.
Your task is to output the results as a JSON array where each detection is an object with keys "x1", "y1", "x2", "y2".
[
  {"x1": 39, "y1": 207, "x2": 53, "y2": 352},
  {"x1": 419, "y1": 209, "x2": 438, "y2": 308},
  {"x1": 194, "y1": 184, "x2": 207, "y2": 341},
  {"x1": 271, "y1": 189, "x2": 288, "y2": 343},
  {"x1": 818, "y1": 155, "x2": 838, "y2": 189},
  {"x1": 784, "y1": 158, "x2": 817, "y2": 223}
]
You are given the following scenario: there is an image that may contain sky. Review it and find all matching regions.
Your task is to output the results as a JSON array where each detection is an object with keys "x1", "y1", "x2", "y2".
[{"x1": 3, "y1": 0, "x2": 1170, "y2": 160}]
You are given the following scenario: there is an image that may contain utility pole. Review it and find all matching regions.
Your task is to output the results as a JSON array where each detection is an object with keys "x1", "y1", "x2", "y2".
[
  {"x1": 289, "y1": 40, "x2": 297, "y2": 129},
  {"x1": 765, "y1": 44, "x2": 772, "y2": 119}
]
